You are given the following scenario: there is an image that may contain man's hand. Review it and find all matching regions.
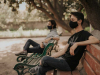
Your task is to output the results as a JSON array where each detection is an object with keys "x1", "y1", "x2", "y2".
[
  {"x1": 40, "y1": 42, "x2": 44, "y2": 48},
  {"x1": 70, "y1": 43, "x2": 78, "y2": 56}
]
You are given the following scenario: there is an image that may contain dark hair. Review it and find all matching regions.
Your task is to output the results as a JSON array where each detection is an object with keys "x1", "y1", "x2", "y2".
[
  {"x1": 71, "y1": 12, "x2": 84, "y2": 25},
  {"x1": 49, "y1": 20, "x2": 56, "y2": 28}
]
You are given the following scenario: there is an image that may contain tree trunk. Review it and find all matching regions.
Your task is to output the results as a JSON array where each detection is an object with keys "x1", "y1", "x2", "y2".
[{"x1": 80, "y1": 0, "x2": 100, "y2": 31}]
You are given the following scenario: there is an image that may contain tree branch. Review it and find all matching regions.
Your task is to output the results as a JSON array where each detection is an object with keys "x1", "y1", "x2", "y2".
[
  {"x1": 82, "y1": 19, "x2": 90, "y2": 29},
  {"x1": 42, "y1": 3, "x2": 48, "y2": 9},
  {"x1": 61, "y1": 0, "x2": 63, "y2": 7},
  {"x1": 45, "y1": 0, "x2": 61, "y2": 20},
  {"x1": 57, "y1": 0, "x2": 64, "y2": 18},
  {"x1": 37, "y1": 0, "x2": 42, "y2": 7},
  {"x1": 30, "y1": 0, "x2": 55, "y2": 20},
  {"x1": 54, "y1": 0, "x2": 57, "y2": 9},
  {"x1": 79, "y1": 0, "x2": 89, "y2": 7},
  {"x1": 78, "y1": 5, "x2": 83, "y2": 12}
]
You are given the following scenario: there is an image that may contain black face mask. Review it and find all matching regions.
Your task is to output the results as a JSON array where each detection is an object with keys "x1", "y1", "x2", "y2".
[
  {"x1": 47, "y1": 26, "x2": 52, "y2": 29},
  {"x1": 69, "y1": 21, "x2": 78, "y2": 29}
]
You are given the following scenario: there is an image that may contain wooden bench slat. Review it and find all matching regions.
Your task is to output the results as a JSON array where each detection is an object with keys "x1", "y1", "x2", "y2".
[
  {"x1": 84, "y1": 59, "x2": 96, "y2": 75},
  {"x1": 25, "y1": 53, "x2": 38, "y2": 64},
  {"x1": 57, "y1": 70, "x2": 71, "y2": 75},
  {"x1": 46, "y1": 70, "x2": 54, "y2": 75},
  {"x1": 56, "y1": 69, "x2": 80, "y2": 75},
  {"x1": 32, "y1": 57, "x2": 42, "y2": 65},
  {"x1": 84, "y1": 51, "x2": 100, "y2": 75},
  {"x1": 72, "y1": 69, "x2": 80, "y2": 75},
  {"x1": 29, "y1": 57, "x2": 41, "y2": 65},
  {"x1": 86, "y1": 44, "x2": 100, "y2": 61}
]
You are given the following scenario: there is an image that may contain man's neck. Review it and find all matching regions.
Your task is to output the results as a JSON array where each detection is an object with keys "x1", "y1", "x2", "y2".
[{"x1": 75, "y1": 24, "x2": 83, "y2": 33}]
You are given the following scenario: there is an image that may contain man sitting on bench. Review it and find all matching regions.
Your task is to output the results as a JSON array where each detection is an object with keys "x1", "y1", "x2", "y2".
[
  {"x1": 29, "y1": 12, "x2": 100, "y2": 75},
  {"x1": 15, "y1": 20, "x2": 59, "y2": 56}
]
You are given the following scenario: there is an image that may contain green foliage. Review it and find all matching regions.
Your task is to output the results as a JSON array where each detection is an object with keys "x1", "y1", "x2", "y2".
[
  {"x1": 84, "y1": 27, "x2": 94, "y2": 31},
  {"x1": 5, "y1": 0, "x2": 83, "y2": 20},
  {"x1": 0, "y1": 1, "x2": 49, "y2": 30},
  {"x1": 81, "y1": 8, "x2": 87, "y2": 18}
]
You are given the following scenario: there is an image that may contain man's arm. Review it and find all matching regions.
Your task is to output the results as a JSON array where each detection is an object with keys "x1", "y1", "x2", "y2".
[
  {"x1": 40, "y1": 37, "x2": 59, "y2": 48},
  {"x1": 52, "y1": 35, "x2": 60, "y2": 41},
  {"x1": 70, "y1": 36, "x2": 100, "y2": 56},
  {"x1": 51, "y1": 44, "x2": 69, "y2": 58},
  {"x1": 44, "y1": 37, "x2": 59, "y2": 43},
  {"x1": 76, "y1": 36, "x2": 99, "y2": 46}
]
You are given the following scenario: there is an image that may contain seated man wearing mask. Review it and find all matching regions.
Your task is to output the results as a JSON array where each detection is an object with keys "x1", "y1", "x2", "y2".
[
  {"x1": 29, "y1": 12, "x2": 100, "y2": 75},
  {"x1": 15, "y1": 20, "x2": 59, "y2": 56}
]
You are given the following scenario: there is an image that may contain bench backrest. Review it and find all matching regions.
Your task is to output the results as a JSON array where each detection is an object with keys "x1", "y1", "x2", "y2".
[
  {"x1": 42, "y1": 43, "x2": 54, "y2": 56},
  {"x1": 84, "y1": 44, "x2": 100, "y2": 75},
  {"x1": 41, "y1": 40, "x2": 58, "y2": 56}
]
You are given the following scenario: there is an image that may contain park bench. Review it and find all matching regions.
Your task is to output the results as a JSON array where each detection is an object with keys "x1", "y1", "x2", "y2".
[
  {"x1": 14, "y1": 40, "x2": 58, "y2": 75},
  {"x1": 46, "y1": 44, "x2": 100, "y2": 75},
  {"x1": 83, "y1": 44, "x2": 100, "y2": 75}
]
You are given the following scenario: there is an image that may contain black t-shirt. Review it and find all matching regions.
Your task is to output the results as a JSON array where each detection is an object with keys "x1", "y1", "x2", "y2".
[{"x1": 62, "y1": 30, "x2": 92, "y2": 71}]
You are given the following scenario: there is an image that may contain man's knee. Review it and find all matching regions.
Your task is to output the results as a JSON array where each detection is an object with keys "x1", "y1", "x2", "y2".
[
  {"x1": 41, "y1": 56, "x2": 50, "y2": 61},
  {"x1": 41, "y1": 56, "x2": 50, "y2": 66},
  {"x1": 27, "y1": 39, "x2": 32, "y2": 42}
]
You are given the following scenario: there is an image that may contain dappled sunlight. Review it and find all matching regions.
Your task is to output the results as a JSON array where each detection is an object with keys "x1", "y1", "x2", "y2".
[
  {"x1": 0, "y1": 40, "x2": 21, "y2": 51},
  {"x1": 0, "y1": 39, "x2": 25, "y2": 60}
]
